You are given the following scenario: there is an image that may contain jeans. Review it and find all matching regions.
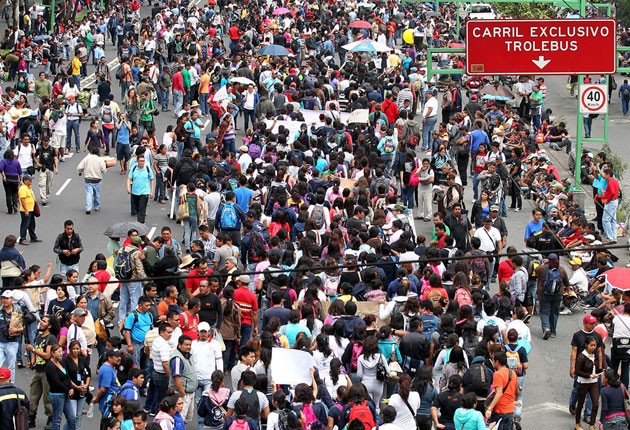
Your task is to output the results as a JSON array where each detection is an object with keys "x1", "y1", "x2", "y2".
[
  {"x1": 119, "y1": 281, "x2": 142, "y2": 323},
  {"x1": 103, "y1": 127, "x2": 113, "y2": 152},
  {"x1": 49, "y1": 393, "x2": 75, "y2": 430},
  {"x1": 29, "y1": 369, "x2": 52, "y2": 420},
  {"x1": 121, "y1": 80, "x2": 131, "y2": 101},
  {"x1": 421, "y1": 116, "x2": 438, "y2": 151},
  {"x1": 381, "y1": 152, "x2": 394, "y2": 174},
  {"x1": 157, "y1": 87, "x2": 170, "y2": 110},
  {"x1": 401, "y1": 186, "x2": 415, "y2": 210},
  {"x1": 240, "y1": 324, "x2": 253, "y2": 347},
  {"x1": 243, "y1": 108, "x2": 256, "y2": 131},
  {"x1": 603, "y1": 199, "x2": 619, "y2": 242},
  {"x1": 66, "y1": 120, "x2": 80, "y2": 150},
  {"x1": 131, "y1": 193, "x2": 149, "y2": 223},
  {"x1": 223, "y1": 339, "x2": 237, "y2": 370},
  {"x1": 570, "y1": 375, "x2": 593, "y2": 418},
  {"x1": 539, "y1": 294, "x2": 562, "y2": 334},
  {"x1": 19, "y1": 212, "x2": 37, "y2": 242},
  {"x1": 223, "y1": 138, "x2": 236, "y2": 155},
  {"x1": 84, "y1": 181, "x2": 101, "y2": 212},
  {"x1": 610, "y1": 356, "x2": 630, "y2": 388},
  {"x1": 59, "y1": 263, "x2": 80, "y2": 279},
  {"x1": 25, "y1": 320, "x2": 39, "y2": 363},
  {"x1": 472, "y1": 171, "x2": 480, "y2": 200},
  {"x1": 154, "y1": 173, "x2": 166, "y2": 200},
  {"x1": 485, "y1": 256, "x2": 496, "y2": 290},
  {"x1": 514, "y1": 376, "x2": 525, "y2": 419},
  {"x1": 199, "y1": 93, "x2": 209, "y2": 116},
  {"x1": 489, "y1": 412, "x2": 513, "y2": 430},
  {"x1": 583, "y1": 115, "x2": 593, "y2": 138},
  {"x1": 622, "y1": 97, "x2": 629, "y2": 115},
  {"x1": 550, "y1": 138, "x2": 572, "y2": 154},
  {"x1": 132, "y1": 340, "x2": 147, "y2": 370},
  {"x1": 603, "y1": 416, "x2": 628, "y2": 430},
  {"x1": 173, "y1": 90, "x2": 184, "y2": 115},
  {"x1": 151, "y1": 370, "x2": 170, "y2": 415},
  {"x1": 195, "y1": 379, "x2": 212, "y2": 430},
  {"x1": 65, "y1": 397, "x2": 85, "y2": 430},
  {"x1": 183, "y1": 216, "x2": 198, "y2": 251}
]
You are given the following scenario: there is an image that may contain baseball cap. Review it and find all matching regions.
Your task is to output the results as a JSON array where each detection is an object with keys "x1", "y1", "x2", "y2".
[
  {"x1": 0, "y1": 368, "x2": 11, "y2": 380},
  {"x1": 586, "y1": 152, "x2": 594, "y2": 158},
  {"x1": 548, "y1": 253, "x2": 559, "y2": 260},
  {"x1": 22, "y1": 174, "x2": 32, "y2": 181},
  {"x1": 73, "y1": 308, "x2": 87, "y2": 317},
  {"x1": 569, "y1": 257, "x2": 582, "y2": 266},
  {"x1": 239, "y1": 145, "x2": 249, "y2": 153},
  {"x1": 1, "y1": 290, "x2": 12, "y2": 298},
  {"x1": 483, "y1": 216, "x2": 492, "y2": 222},
  {"x1": 583, "y1": 314, "x2": 597, "y2": 324},
  {"x1": 237, "y1": 274, "x2": 250, "y2": 284},
  {"x1": 246, "y1": 210, "x2": 257, "y2": 217},
  {"x1": 131, "y1": 236, "x2": 143, "y2": 246},
  {"x1": 198, "y1": 322, "x2": 211, "y2": 332},
  {"x1": 490, "y1": 205, "x2": 499, "y2": 212}
]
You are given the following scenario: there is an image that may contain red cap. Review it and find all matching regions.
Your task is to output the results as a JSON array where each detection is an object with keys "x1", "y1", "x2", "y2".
[
  {"x1": 0, "y1": 368, "x2": 11, "y2": 380},
  {"x1": 583, "y1": 314, "x2": 597, "y2": 324}
]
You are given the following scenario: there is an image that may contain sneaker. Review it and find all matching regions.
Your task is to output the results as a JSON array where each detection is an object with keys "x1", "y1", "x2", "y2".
[
  {"x1": 569, "y1": 406, "x2": 576, "y2": 416},
  {"x1": 515, "y1": 208, "x2": 521, "y2": 212},
  {"x1": 523, "y1": 313, "x2": 532, "y2": 324},
  {"x1": 543, "y1": 329, "x2": 551, "y2": 340},
  {"x1": 560, "y1": 308, "x2": 573, "y2": 315},
  {"x1": 31, "y1": 238, "x2": 42, "y2": 243},
  {"x1": 45, "y1": 416, "x2": 52, "y2": 430},
  {"x1": 550, "y1": 332, "x2": 557, "y2": 338}
]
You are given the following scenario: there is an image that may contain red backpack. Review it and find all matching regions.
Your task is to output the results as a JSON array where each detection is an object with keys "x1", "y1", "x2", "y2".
[{"x1": 348, "y1": 401, "x2": 376, "y2": 430}]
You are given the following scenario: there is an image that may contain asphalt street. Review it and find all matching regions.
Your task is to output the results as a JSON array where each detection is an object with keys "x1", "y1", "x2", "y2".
[{"x1": 0, "y1": 10, "x2": 628, "y2": 429}]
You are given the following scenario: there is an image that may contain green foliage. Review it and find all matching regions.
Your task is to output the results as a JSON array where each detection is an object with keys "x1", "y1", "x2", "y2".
[
  {"x1": 495, "y1": 3, "x2": 556, "y2": 18},
  {"x1": 601, "y1": 143, "x2": 629, "y2": 180},
  {"x1": 617, "y1": 0, "x2": 630, "y2": 27}
]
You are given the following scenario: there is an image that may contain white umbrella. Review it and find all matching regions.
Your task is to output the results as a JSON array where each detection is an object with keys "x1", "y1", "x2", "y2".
[
  {"x1": 342, "y1": 39, "x2": 391, "y2": 53},
  {"x1": 212, "y1": 85, "x2": 229, "y2": 102},
  {"x1": 229, "y1": 76, "x2": 256, "y2": 86}
]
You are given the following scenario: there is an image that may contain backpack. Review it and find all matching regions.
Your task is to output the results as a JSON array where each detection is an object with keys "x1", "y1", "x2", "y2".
[
  {"x1": 248, "y1": 142, "x2": 262, "y2": 160},
  {"x1": 505, "y1": 345, "x2": 523, "y2": 376},
  {"x1": 248, "y1": 232, "x2": 268, "y2": 262},
  {"x1": 220, "y1": 203, "x2": 238, "y2": 229},
  {"x1": 115, "y1": 66, "x2": 125, "y2": 80},
  {"x1": 323, "y1": 277, "x2": 339, "y2": 297},
  {"x1": 389, "y1": 301, "x2": 407, "y2": 331},
  {"x1": 383, "y1": 137, "x2": 395, "y2": 153},
  {"x1": 623, "y1": 87, "x2": 630, "y2": 98},
  {"x1": 408, "y1": 134, "x2": 419, "y2": 148},
  {"x1": 469, "y1": 250, "x2": 488, "y2": 282},
  {"x1": 114, "y1": 248, "x2": 138, "y2": 280},
  {"x1": 544, "y1": 266, "x2": 562, "y2": 295},
  {"x1": 227, "y1": 418, "x2": 253, "y2": 430},
  {"x1": 276, "y1": 408, "x2": 294, "y2": 430},
  {"x1": 420, "y1": 314, "x2": 440, "y2": 339},
  {"x1": 197, "y1": 393, "x2": 227, "y2": 427},
  {"x1": 454, "y1": 288, "x2": 473, "y2": 307},
  {"x1": 239, "y1": 389, "x2": 261, "y2": 423},
  {"x1": 311, "y1": 205, "x2": 325, "y2": 230},
  {"x1": 102, "y1": 105, "x2": 113, "y2": 123},
  {"x1": 301, "y1": 403, "x2": 318, "y2": 430},
  {"x1": 426, "y1": 288, "x2": 444, "y2": 309},
  {"x1": 26, "y1": 123, "x2": 37, "y2": 143},
  {"x1": 188, "y1": 42, "x2": 197, "y2": 56},
  {"x1": 461, "y1": 334, "x2": 479, "y2": 362},
  {"x1": 348, "y1": 401, "x2": 376, "y2": 430},
  {"x1": 350, "y1": 342, "x2": 363, "y2": 372},
  {"x1": 528, "y1": 259, "x2": 541, "y2": 279},
  {"x1": 177, "y1": 162, "x2": 195, "y2": 185},
  {"x1": 467, "y1": 362, "x2": 490, "y2": 395}
]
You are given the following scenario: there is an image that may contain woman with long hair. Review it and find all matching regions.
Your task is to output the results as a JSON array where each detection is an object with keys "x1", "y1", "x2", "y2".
[
  {"x1": 328, "y1": 319, "x2": 350, "y2": 358},
  {"x1": 219, "y1": 285, "x2": 241, "y2": 369},
  {"x1": 124, "y1": 88, "x2": 140, "y2": 127},
  {"x1": 599, "y1": 368, "x2": 626, "y2": 430},
  {"x1": 400, "y1": 149, "x2": 419, "y2": 212},
  {"x1": 266, "y1": 317, "x2": 289, "y2": 349},
  {"x1": 300, "y1": 305, "x2": 323, "y2": 340},
  {"x1": 324, "y1": 358, "x2": 352, "y2": 401},
  {"x1": 313, "y1": 334, "x2": 335, "y2": 376},
  {"x1": 267, "y1": 391, "x2": 300, "y2": 430},
  {"x1": 575, "y1": 336, "x2": 602, "y2": 430},
  {"x1": 254, "y1": 331, "x2": 274, "y2": 399},
  {"x1": 180, "y1": 182, "x2": 203, "y2": 253},
  {"x1": 63, "y1": 340, "x2": 90, "y2": 430},
  {"x1": 198, "y1": 370, "x2": 231, "y2": 430},
  {"x1": 154, "y1": 395, "x2": 178, "y2": 430},
  {"x1": 45, "y1": 344, "x2": 75, "y2": 430},
  {"x1": 439, "y1": 346, "x2": 468, "y2": 392},
  {"x1": 412, "y1": 367, "x2": 438, "y2": 430},
  {"x1": 357, "y1": 336, "x2": 389, "y2": 408},
  {"x1": 342, "y1": 325, "x2": 367, "y2": 381},
  {"x1": 389, "y1": 373, "x2": 421, "y2": 429},
  {"x1": 47, "y1": 284, "x2": 75, "y2": 317}
]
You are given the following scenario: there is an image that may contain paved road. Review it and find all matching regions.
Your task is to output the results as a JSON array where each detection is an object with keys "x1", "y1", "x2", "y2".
[{"x1": 2, "y1": 13, "x2": 627, "y2": 429}]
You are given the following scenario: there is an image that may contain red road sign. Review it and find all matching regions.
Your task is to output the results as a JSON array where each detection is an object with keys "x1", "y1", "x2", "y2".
[{"x1": 466, "y1": 19, "x2": 616, "y2": 75}]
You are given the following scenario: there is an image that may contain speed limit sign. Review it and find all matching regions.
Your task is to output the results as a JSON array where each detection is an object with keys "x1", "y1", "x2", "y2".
[{"x1": 580, "y1": 84, "x2": 608, "y2": 114}]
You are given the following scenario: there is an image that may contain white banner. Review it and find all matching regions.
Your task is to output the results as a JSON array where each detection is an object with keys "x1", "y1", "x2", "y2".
[{"x1": 270, "y1": 347, "x2": 315, "y2": 386}]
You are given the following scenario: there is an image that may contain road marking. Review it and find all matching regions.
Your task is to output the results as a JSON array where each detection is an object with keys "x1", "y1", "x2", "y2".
[
  {"x1": 81, "y1": 57, "x2": 121, "y2": 88},
  {"x1": 522, "y1": 402, "x2": 568, "y2": 416},
  {"x1": 55, "y1": 178, "x2": 72, "y2": 196},
  {"x1": 148, "y1": 226, "x2": 156, "y2": 239}
]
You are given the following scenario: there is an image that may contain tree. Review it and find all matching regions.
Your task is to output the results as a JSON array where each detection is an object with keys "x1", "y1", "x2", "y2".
[{"x1": 495, "y1": 3, "x2": 556, "y2": 18}]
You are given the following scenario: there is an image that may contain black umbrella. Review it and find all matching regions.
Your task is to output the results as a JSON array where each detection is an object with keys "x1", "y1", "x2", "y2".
[{"x1": 103, "y1": 221, "x2": 150, "y2": 239}]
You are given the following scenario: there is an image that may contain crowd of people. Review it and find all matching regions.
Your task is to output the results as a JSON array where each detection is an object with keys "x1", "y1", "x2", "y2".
[{"x1": 0, "y1": 1, "x2": 628, "y2": 430}]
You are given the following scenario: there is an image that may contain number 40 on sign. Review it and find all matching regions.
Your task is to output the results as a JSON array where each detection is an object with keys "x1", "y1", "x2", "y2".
[{"x1": 580, "y1": 84, "x2": 608, "y2": 114}]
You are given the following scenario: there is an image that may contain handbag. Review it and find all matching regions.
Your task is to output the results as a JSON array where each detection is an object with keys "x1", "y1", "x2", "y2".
[
  {"x1": 388, "y1": 344, "x2": 403, "y2": 380},
  {"x1": 409, "y1": 160, "x2": 420, "y2": 187},
  {"x1": 485, "y1": 369, "x2": 513, "y2": 410},
  {"x1": 177, "y1": 198, "x2": 190, "y2": 220},
  {"x1": 21, "y1": 306, "x2": 37, "y2": 325},
  {"x1": 33, "y1": 201, "x2": 40, "y2": 217},
  {"x1": 376, "y1": 355, "x2": 389, "y2": 381}
]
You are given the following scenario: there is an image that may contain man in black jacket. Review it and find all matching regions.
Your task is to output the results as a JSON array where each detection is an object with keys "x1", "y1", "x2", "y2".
[
  {"x1": 0, "y1": 367, "x2": 29, "y2": 430},
  {"x1": 398, "y1": 317, "x2": 430, "y2": 377},
  {"x1": 52, "y1": 219, "x2": 83, "y2": 279}
]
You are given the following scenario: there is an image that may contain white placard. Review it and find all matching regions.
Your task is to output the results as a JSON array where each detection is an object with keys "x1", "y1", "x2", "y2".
[
  {"x1": 270, "y1": 347, "x2": 315, "y2": 386},
  {"x1": 580, "y1": 84, "x2": 608, "y2": 114}
]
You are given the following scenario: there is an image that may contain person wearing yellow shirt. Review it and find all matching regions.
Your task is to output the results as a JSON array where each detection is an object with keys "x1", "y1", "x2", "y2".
[
  {"x1": 71, "y1": 53, "x2": 82, "y2": 90},
  {"x1": 198, "y1": 69, "x2": 211, "y2": 116},
  {"x1": 18, "y1": 175, "x2": 40, "y2": 245}
]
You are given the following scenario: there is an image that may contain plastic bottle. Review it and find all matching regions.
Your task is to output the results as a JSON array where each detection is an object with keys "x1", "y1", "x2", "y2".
[{"x1": 86, "y1": 403, "x2": 94, "y2": 418}]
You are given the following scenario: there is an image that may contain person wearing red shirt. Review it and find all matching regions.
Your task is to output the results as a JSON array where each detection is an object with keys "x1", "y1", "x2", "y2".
[
  {"x1": 172, "y1": 65, "x2": 185, "y2": 116},
  {"x1": 497, "y1": 246, "x2": 516, "y2": 283},
  {"x1": 602, "y1": 168, "x2": 620, "y2": 243},
  {"x1": 93, "y1": 261, "x2": 111, "y2": 293},
  {"x1": 180, "y1": 297, "x2": 200, "y2": 340},
  {"x1": 233, "y1": 274, "x2": 258, "y2": 345},
  {"x1": 185, "y1": 260, "x2": 212, "y2": 298}
]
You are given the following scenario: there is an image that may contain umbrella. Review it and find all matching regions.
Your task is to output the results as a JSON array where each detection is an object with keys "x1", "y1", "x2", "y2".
[
  {"x1": 357, "y1": 2, "x2": 376, "y2": 8},
  {"x1": 103, "y1": 222, "x2": 150, "y2": 239},
  {"x1": 258, "y1": 44, "x2": 291, "y2": 56},
  {"x1": 426, "y1": 11, "x2": 440, "y2": 17},
  {"x1": 605, "y1": 267, "x2": 630, "y2": 291},
  {"x1": 33, "y1": 35, "x2": 52, "y2": 41},
  {"x1": 447, "y1": 42, "x2": 465, "y2": 48},
  {"x1": 342, "y1": 39, "x2": 391, "y2": 53},
  {"x1": 349, "y1": 20, "x2": 373, "y2": 29},
  {"x1": 479, "y1": 83, "x2": 514, "y2": 99},
  {"x1": 212, "y1": 85, "x2": 229, "y2": 102},
  {"x1": 272, "y1": 7, "x2": 290, "y2": 15},
  {"x1": 229, "y1": 76, "x2": 256, "y2": 86}
]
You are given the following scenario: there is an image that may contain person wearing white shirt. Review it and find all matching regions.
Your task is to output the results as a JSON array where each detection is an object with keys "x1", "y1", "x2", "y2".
[
  {"x1": 388, "y1": 377, "x2": 421, "y2": 430},
  {"x1": 307, "y1": 198, "x2": 331, "y2": 235},
  {"x1": 192, "y1": 321, "x2": 224, "y2": 426},
  {"x1": 150, "y1": 323, "x2": 174, "y2": 414},
  {"x1": 568, "y1": 257, "x2": 589, "y2": 294},
  {"x1": 473, "y1": 219, "x2": 503, "y2": 286},
  {"x1": 67, "y1": 308, "x2": 89, "y2": 356}
]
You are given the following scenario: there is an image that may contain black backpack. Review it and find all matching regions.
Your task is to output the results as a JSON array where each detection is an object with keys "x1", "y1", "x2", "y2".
[
  {"x1": 177, "y1": 162, "x2": 195, "y2": 186},
  {"x1": 467, "y1": 362, "x2": 490, "y2": 396}
]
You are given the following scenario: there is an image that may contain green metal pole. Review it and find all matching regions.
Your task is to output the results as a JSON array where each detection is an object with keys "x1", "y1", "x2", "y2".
[
  {"x1": 50, "y1": 0, "x2": 55, "y2": 33},
  {"x1": 574, "y1": 0, "x2": 586, "y2": 191}
]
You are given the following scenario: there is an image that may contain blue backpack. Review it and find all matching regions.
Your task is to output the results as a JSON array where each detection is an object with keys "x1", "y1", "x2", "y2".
[
  {"x1": 544, "y1": 266, "x2": 562, "y2": 295},
  {"x1": 221, "y1": 203, "x2": 238, "y2": 229}
]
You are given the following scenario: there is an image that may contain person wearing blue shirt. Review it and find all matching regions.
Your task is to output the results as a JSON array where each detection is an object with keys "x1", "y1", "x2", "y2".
[
  {"x1": 470, "y1": 120, "x2": 490, "y2": 155},
  {"x1": 123, "y1": 296, "x2": 154, "y2": 369},
  {"x1": 215, "y1": 191, "x2": 246, "y2": 245},
  {"x1": 524, "y1": 208, "x2": 544, "y2": 243},
  {"x1": 127, "y1": 155, "x2": 155, "y2": 224},
  {"x1": 116, "y1": 113, "x2": 131, "y2": 174},
  {"x1": 93, "y1": 349, "x2": 121, "y2": 412},
  {"x1": 280, "y1": 311, "x2": 311, "y2": 347},
  {"x1": 234, "y1": 177, "x2": 253, "y2": 212}
]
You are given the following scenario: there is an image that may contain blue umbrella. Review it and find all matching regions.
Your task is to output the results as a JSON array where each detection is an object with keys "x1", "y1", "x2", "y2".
[{"x1": 258, "y1": 44, "x2": 291, "y2": 56}]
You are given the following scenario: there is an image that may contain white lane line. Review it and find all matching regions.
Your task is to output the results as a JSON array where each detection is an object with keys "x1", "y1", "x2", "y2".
[
  {"x1": 55, "y1": 178, "x2": 72, "y2": 196},
  {"x1": 81, "y1": 58, "x2": 121, "y2": 87},
  {"x1": 147, "y1": 226, "x2": 156, "y2": 239}
]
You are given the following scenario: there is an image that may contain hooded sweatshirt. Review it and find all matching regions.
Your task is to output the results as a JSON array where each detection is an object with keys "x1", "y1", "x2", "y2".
[
  {"x1": 453, "y1": 408, "x2": 487, "y2": 430},
  {"x1": 154, "y1": 411, "x2": 175, "y2": 430},
  {"x1": 357, "y1": 353, "x2": 388, "y2": 381}
]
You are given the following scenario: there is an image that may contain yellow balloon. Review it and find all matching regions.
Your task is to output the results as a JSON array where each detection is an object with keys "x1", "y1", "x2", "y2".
[{"x1": 403, "y1": 29, "x2": 415, "y2": 45}]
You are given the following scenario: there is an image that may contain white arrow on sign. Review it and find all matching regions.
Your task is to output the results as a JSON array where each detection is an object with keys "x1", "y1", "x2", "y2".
[{"x1": 532, "y1": 56, "x2": 551, "y2": 70}]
